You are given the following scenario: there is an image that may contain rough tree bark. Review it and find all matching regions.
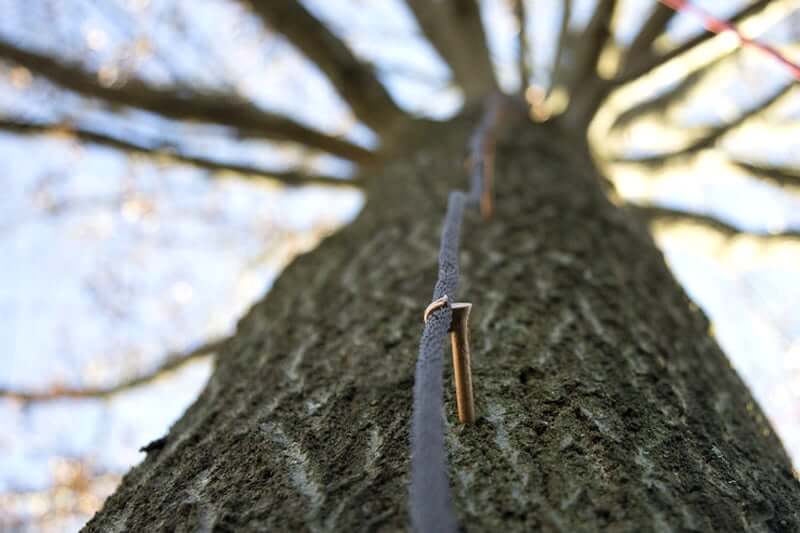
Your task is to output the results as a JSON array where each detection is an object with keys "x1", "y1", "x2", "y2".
[{"x1": 84, "y1": 107, "x2": 800, "y2": 532}]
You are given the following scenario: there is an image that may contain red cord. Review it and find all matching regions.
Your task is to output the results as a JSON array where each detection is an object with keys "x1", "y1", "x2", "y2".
[{"x1": 658, "y1": 0, "x2": 800, "y2": 80}]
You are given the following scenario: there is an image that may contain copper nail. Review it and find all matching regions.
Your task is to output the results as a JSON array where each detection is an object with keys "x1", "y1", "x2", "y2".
[{"x1": 449, "y1": 303, "x2": 475, "y2": 424}]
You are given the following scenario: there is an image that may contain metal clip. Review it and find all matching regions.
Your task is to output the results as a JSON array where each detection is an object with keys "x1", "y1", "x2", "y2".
[
  {"x1": 449, "y1": 303, "x2": 475, "y2": 424},
  {"x1": 423, "y1": 295, "x2": 449, "y2": 323},
  {"x1": 423, "y1": 296, "x2": 476, "y2": 424}
]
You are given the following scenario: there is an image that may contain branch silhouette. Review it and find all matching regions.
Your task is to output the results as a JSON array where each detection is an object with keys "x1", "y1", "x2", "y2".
[
  {"x1": 0, "y1": 39, "x2": 373, "y2": 162},
  {"x1": 405, "y1": 0, "x2": 498, "y2": 103},
  {"x1": 630, "y1": 204, "x2": 800, "y2": 241},
  {"x1": 616, "y1": 82, "x2": 793, "y2": 168},
  {"x1": 246, "y1": 0, "x2": 411, "y2": 135},
  {"x1": 0, "y1": 337, "x2": 229, "y2": 403},
  {"x1": 0, "y1": 118, "x2": 361, "y2": 188}
]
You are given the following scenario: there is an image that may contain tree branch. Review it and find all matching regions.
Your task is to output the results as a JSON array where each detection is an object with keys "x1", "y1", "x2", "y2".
[
  {"x1": 569, "y1": 0, "x2": 618, "y2": 91},
  {"x1": 629, "y1": 204, "x2": 800, "y2": 240},
  {"x1": 731, "y1": 160, "x2": 800, "y2": 189},
  {"x1": 405, "y1": 0, "x2": 498, "y2": 104},
  {"x1": 610, "y1": 71, "x2": 702, "y2": 132},
  {"x1": 548, "y1": 0, "x2": 573, "y2": 97},
  {"x1": 616, "y1": 0, "x2": 771, "y2": 85},
  {"x1": 246, "y1": 0, "x2": 411, "y2": 136},
  {"x1": 610, "y1": 51, "x2": 732, "y2": 131},
  {"x1": 561, "y1": 0, "x2": 618, "y2": 126},
  {"x1": 617, "y1": 81, "x2": 793, "y2": 168},
  {"x1": 513, "y1": 0, "x2": 532, "y2": 95},
  {"x1": 621, "y1": 3, "x2": 676, "y2": 73},
  {"x1": 0, "y1": 337, "x2": 228, "y2": 403},
  {"x1": 0, "y1": 40, "x2": 373, "y2": 162},
  {"x1": 0, "y1": 118, "x2": 361, "y2": 188}
]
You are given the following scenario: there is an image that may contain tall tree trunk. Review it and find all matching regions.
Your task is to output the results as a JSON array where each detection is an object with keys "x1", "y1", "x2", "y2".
[{"x1": 84, "y1": 110, "x2": 800, "y2": 532}]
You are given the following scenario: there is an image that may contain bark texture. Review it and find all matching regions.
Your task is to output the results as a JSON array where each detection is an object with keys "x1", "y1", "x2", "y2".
[{"x1": 84, "y1": 111, "x2": 800, "y2": 532}]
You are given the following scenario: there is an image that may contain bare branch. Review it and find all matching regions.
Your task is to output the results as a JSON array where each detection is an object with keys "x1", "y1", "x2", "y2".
[
  {"x1": 560, "y1": 0, "x2": 618, "y2": 126},
  {"x1": 0, "y1": 39, "x2": 373, "y2": 162},
  {"x1": 513, "y1": 0, "x2": 532, "y2": 94},
  {"x1": 617, "y1": 82, "x2": 793, "y2": 168},
  {"x1": 0, "y1": 337, "x2": 228, "y2": 403},
  {"x1": 731, "y1": 160, "x2": 800, "y2": 189},
  {"x1": 246, "y1": 1, "x2": 411, "y2": 135},
  {"x1": 0, "y1": 118, "x2": 361, "y2": 188},
  {"x1": 622, "y1": 3, "x2": 676, "y2": 73},
  {"x1": 616, "y1": 0, "x2": 771, "y2": 85},
  {"x1": 569, "y1": 0, "x2": 618, "y2": 91},
  {"x1": 548, "y1": 0, "x2": 573, "y2": 97},
  {"x1": 610, "y1": 51, "x2": 732, "y2": 131},
  {"x1": 629, "y1": 204, "x2": 800, "y2": 241},
  {"x1": 611, "y1": 71, "x2": 702, "y2": 132},
  {"x1": 405, "y1": 0, "x2": 498, "y2": 103}
]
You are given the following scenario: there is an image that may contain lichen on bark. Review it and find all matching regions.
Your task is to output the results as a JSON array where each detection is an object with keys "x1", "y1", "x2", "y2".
[{"x1": 84, "y1": 112, "x2": 800, "y2": 533}]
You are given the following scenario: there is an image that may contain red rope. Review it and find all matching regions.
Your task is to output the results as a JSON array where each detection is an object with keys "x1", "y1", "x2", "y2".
[{"x1": 659, "y1": 0, "x2": 800, "y2": 80}]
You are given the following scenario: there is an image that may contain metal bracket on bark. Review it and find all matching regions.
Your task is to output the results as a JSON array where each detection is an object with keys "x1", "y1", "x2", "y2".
[
  {"x1": 424, "y1": 296, "x2": 476, "y2": 424},
  {"x1": 449, "y1": 302, "x2": 475, "y2": 424}
]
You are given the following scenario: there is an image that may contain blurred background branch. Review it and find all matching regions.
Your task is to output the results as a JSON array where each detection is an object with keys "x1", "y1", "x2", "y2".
[{"x1": 0, "y1": 337, "x2": 228, "y2": 403}]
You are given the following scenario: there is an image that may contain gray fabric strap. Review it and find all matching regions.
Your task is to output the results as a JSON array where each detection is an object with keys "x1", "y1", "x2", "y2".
[
  {"x1": 410, "y1": 192, "x2": 464, "y2": 533},
  {"x1": 409, "y1": 95, "x2": 506, "y2": 533}
]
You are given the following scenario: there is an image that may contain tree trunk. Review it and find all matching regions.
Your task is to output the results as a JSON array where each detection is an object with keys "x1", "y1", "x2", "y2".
[{"x1": 84, "y1": 110, "x2": 800, "y2": 532}]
